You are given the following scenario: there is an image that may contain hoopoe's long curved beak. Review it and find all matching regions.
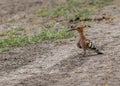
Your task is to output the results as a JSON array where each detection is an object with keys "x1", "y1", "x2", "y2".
[{"x1": 66, "y1": 29, "x2": 76, "y2": 32}]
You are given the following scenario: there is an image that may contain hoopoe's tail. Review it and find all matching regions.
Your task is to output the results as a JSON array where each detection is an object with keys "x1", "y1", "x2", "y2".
[{"x1": 88, "y1": 42, "x2": 103, "y2": 54}]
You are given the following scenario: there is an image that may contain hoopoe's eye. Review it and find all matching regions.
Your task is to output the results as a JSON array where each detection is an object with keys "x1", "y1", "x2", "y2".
[{"x1": 71, "y1": 26, "x2": 74, "y2": 28}]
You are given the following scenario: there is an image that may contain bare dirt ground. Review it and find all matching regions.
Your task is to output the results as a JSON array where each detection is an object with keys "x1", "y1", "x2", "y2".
[{"x1": 0, "y1": 0, "x2": 120, "y2": 86}]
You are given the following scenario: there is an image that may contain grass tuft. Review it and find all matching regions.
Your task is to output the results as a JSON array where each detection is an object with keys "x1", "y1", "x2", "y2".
[{"x1": 0, "y1": 28, "x2": 74, "y2": 52}]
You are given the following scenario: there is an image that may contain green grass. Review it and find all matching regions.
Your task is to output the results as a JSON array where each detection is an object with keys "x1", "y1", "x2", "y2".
[
  {"x1": 112, "y1": 35, "x2": 120, "y2": 38},
  {"x1": 0, "y1": 28, "x2": 74, "y2": 52},
  {"x1": 87, "y1": 0, "x2": 113, "y2": 7},
  {"x1": 38, "y1": 0, "x2": 113, "y2": 19},
  {"x1": 9, "y1": 18, "x2": 16, "y2": 23},
  {"x1": 33, "y1": 28, "x2": 74, "y2": 41}
]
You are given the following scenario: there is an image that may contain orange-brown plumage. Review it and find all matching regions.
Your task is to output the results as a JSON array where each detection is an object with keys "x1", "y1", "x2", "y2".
[{"x1": 68, "y1": 25, "x2": 103, "y2": 56}]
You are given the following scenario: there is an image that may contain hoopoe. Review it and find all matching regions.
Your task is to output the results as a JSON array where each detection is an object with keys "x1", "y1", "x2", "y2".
[{"x1": 67, "y1": 25, "x2": 103, "y2": 56}]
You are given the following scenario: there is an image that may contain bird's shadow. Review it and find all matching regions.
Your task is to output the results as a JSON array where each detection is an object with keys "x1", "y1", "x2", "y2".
[
  {"x1": 80, "y1": 53, "x2": 100, "y2": 58},
  {"x1": 48, "y1": 53, "x2": 100, "y2": 73}
]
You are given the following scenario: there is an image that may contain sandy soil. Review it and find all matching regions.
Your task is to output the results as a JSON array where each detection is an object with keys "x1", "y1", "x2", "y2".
[{"x1": 0, "y1": 0, "x2": 120, "y2": 86}]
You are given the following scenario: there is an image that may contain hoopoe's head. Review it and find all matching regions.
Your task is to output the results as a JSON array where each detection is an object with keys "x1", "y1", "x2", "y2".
[
  {"x1": 75, "y1": 25, "x2": 86, "y2": 32},
  {"x1": 67, "y1": 25, "x2": 90, "y2": 33}
]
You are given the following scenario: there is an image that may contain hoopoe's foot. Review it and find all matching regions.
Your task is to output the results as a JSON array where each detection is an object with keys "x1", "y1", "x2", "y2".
[{"x1": 82, "y1": 51, "x2": 86, "y2": 57}]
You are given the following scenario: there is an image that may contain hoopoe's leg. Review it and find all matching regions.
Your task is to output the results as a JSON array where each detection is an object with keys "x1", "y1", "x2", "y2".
[
  {"x1": 88, "y1": 42, "x2": 103, "y2": 54},
  {"x1": 83, "y1": 50, "x2": 86, "y2": 56},
  {"x1": 83, "y1": 46, "x2": 87, "y2": 56}
]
